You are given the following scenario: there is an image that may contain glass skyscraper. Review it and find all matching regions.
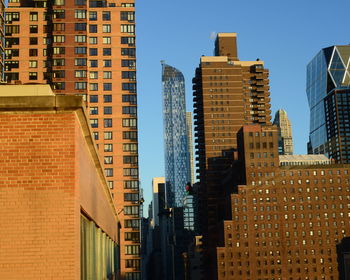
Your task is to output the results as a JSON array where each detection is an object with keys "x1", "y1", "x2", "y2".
[
  {"x1": 307, "y1": 45, "x2": 350, "y2": 163},
  {"x1": 162, "y1": 62, "x2": 190, "y2": 207}
]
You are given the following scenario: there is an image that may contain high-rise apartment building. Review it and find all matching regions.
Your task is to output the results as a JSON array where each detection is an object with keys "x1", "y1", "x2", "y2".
[
  {"x1": 307, "y1": 45, "x2": 350, "y2": 163},
  {"x1": 0, "y1": 0, "x2": 4, "y2": 81},
  {"x1": 273, "y1": 109, "x2": 293, "y2": 155},
  {"x1": 162, "y1": 62, "x2": 190, "y2": 207},
  {"x1": 192, "y1": 33, "x2": 271, "y2": 279},
  {"x1": 4, "y1": 1, "x2": 140, "y2": 278},
  {"x1": 186, "y1": 112, "x2": 195, "y2": 184}
]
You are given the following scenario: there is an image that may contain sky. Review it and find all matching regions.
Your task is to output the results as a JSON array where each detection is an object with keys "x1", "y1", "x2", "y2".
[{"x1": 136, "y1": 0, "x2": 350, "y2": 214}]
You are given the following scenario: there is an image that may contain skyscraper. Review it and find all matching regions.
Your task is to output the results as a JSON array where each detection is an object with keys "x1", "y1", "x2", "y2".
[
  {"x1": 273, "y1": 109, "x2": 293, "y2": 155},
  {"x1": 307, "y1": 45, "x2": 350, "y2": 163},
  {"x1": 192, "y1": 32, "x2": 271, "y2": 279},
  {"x1": 162, "y1": 62, "x2": 190, "y2": 207},
  {"x1": 4, "y1": 1, "x2": 140, "y2": 278},
  {"x1": 186, "y1": 112, "x2": 195, "y2": 184}
]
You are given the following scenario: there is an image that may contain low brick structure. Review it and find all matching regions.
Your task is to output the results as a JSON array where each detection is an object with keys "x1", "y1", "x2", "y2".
[{"x1": 0, "y1": 85, "x2": 120, "y2": 280}]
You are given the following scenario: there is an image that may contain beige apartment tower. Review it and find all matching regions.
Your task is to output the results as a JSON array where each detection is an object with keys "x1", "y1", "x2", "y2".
[
  {"x1": 273, "y1": 109, "x2": 294, "y2": 155},
  {"x1": 4, "y1": 0, "x2": 140, "y2": 278}
]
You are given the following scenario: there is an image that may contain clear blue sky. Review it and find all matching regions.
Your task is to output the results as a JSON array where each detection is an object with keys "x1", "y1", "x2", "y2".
[{"x1": 136, "y1": 0, "x2": 350, "y2": 214}]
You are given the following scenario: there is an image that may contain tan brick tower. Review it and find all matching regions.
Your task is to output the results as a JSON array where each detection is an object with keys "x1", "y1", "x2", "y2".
[{"x1": 4, "y1": 0, "x2": 140, "y2": 278}]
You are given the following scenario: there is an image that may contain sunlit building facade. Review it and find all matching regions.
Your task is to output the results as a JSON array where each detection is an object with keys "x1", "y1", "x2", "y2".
[
  {"x1": 162, "y1": 62, "x2": 190, "y2": 207},
  {"x1": 273, "y1": 109, "x2": 293, "y2": 155}
]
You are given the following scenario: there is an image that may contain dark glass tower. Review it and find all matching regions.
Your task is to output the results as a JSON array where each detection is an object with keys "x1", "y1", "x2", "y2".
[
  {"x1": 162, "y1": 62, "x2": 190, "y2": 207},
  {"x1": 307, "y1": 45, "x2": 350, "y2": 163}
]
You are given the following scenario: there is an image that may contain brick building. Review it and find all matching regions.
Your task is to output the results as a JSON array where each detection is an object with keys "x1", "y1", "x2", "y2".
[
  {"x1": 0, "y1": 85, "x2": 120, "y2": 279},
  {"x1": 4, "y1": 0, "x2": 140, "y2": 277},
  {"x1": 217, "y1": 123, "x2": 350, "y2": 280},
  {"x1": 192, "y1": 33, "x2": 271, "y2": 279}
]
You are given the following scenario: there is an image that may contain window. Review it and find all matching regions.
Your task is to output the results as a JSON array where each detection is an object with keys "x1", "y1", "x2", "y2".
[
  {"x1": 103, "y1": 83, "x2": 112, "y2": 91},
  {"x1": 90, "y1": 107, "x2": 98, "y2": 115},
  {"x1": 5, "y1": 25, "x2": 20, "y2": 35},
  {"x1": 53, "y1": 70, "x2": 65, "y2": 78},
  {"x1": 29, "y1": 49, "x2": 38, "y2": 56},
  {"x1": 123, "y1": 168, "x2": 138, "y2": 177},
  {"x1": 124, "y1": 206, "x2": 139, "y2": 216},
  {"x1": 75, "y1": 23, "x2": 86, "y2": 31},
  {"x1": 75, "y1": 58, "x2": 87, "y2": 66},
  {"x1": 75, "y1": 82, "x2": 87, "y2": 90},
  {"x1": 89, "y1": 37, "x2": 97, "y2": 44},
  {"x1": 122, "y1": 83, "x2": 137, "y2": 93},
  {"x1": 104, "y1": 144, "x2": 113, "y2": 152},
  {"x1": 124, "y1": 193, "x2": 139, "y2": 202},
  {"x1": 122, "y1": 106, "x2": 137, "y2": 116},
  {"x1": 75, "y1": 35, "x2": 86, "y2": 42},
  {"x1": 104, "y1": 132, "x2": 112, "y2": 140},
  {"x1": 121, "y1": 11, "x2": 135, "y2": 21},
  {"x1": 90, "y1": 60, "x2": 98, "y2": 67},
  {"x1": 125, "y1": 245, "x2": 140, "y2": 256},
  {"x1": 125, "y1": 232, "x2": 140, "y2": 241},
  {"x1": 53, "y1": 35, "x2": 65, "y2": 43},
  {"x1": 123, "y1": 143, "x2": 137, "y2": 152},
  {"x1": 29, "y1": 72, "x2": 37, "y2": 80},
  {"x1": 75, "y1": 47, "x2": 86, "y2": 54},
  {"x1": 122, "y1": 118, "x2": 137, "y2": 128},
  {"x1": 75, "y1": 70, "x2": 87, "y2": 78},
  {"x1": 89, "y1": 48, "x2": 98, "y2": 56},
  {"x1": 123, "y1": 156, "x2": 138, "y2": 164},
  {"x1": 103, "y1": 71, "x2": 112, "y2": 79},
  {"x1": 102, "y1": 24, "x2": 111, "y2": 33},
  {"x1": 29, "y1": 61, "x2": 38, "y2": 68},
  {"x1": 122, "y1": 71, "x2": 136, "y2": 81},
  {"x1": 89, "y1": 24, "x2": 97, "y2": 33},
  {"x1": 122, "y1": 59, "x2": 136, "y2": 68},
  {"x1": 104, "y1": 107, "x2": 112, "y2": 114},
  {"x1": 104, "y1": 95, "x2": 112, "y2": 102},
  {"x1": 93, "y1": 132, "x2": 98, "y2": 140},
  {"x1": 5, "y1": 38, "x2": 20, "y2": 48},
  {"x1": 124, "y1": 219, "x2": 140, "y2": 229},
  {"x1": 104, "y1": 119, "x2": 112, "y2": 128},
  {"x1": 103, "y1": 37, "x2": 111, "y2": 44},
  {"x1": 105, "y1": 168, "x2": 113, "y2": 177},
  {"x1": 53, "y1": 9, "x2": 65, "y2": 19},
  {"x1": 5, "y1": 12, "x2": 20, "y2": 22},
  {"x1": 89, "y1": 11, "x2": 97, "y2": 20},
  {"x1": 52, "y1": 82, "x2": 65, "y2": 90},
  {"x1": 121, "y1": 48, "x2": 136, "y2": 57},
  {"x1": 89, "y1": 71, "x2": 98, "y2": 79},
  {"x1": 104, "y1": 156, "x2": 113, "y2": 164},
  {"x1": 124, "y1": 180, "x2": 139, "y2": 189},
  {"x1": 54, "y1": 0, "x2": 64, "y2": 5},
  {"x1": 102, "y1": 11, "x2": 111, "y2": 20},
  {"x1": 121, "y1": 37, "x2": 135, "y2": 46},
  {"x1": 75, "y1": 9, "x2": 86, "y2": 18},
  {"x1": 29, "y1": 12, "x2": 38, "y2": 21},
  {"x1": 29, "y1": 37, "x2": 38, "y2": 45},
  {"x1": 122, "y1": 95, "x2": 137, "y2": 104},
  {"x1": 103, "y1": 48, "x2": 111, "y2": 56},
  {"x1": 53, "y1": 47, "x2": 65, "y2": 54},
  {"x1": 121, "y1": 24, "x2": 135, "y2": 34},
  {"x1": 53, "y1": 23, "x2": 65, "y2": 31},
  {"x1": 90, "y1": 119, "x2": 98, "y2": 128},
  {"x1": 123, "y1": 131, "x2": 137, "y2": 140},
  {"x1": 75, "y1": 0, "x2": 86, "y2": 4},
  {"x1": 29, "y1": 25, "x2": 38, "y2": 33},
  {"x1": 103, "y1": 60, "x2": 112, "y2": 67},
  {"x1": 90, "y1": 83, "x2": 98, "y2": 91},
  {"x1": 90, "y1": 95, "x2": 98, "y2": 103}
]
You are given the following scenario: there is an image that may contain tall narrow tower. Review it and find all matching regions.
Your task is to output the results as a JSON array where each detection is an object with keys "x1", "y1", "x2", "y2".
[
  {"x1": 5, "y1": 0, "x2": 140, "y2": 278},
  {"x1": 162, "y1": 62, "x2": 190, "y2": 207},
  {"x1": 192, "y1": 32, "x2": 271, "y2": 279},
  {"x1": 186, "y1": 111, "x2": 195, "y2": 184},
  {"x1": 273, "y1": 109, "x2": 293, "y2": 155}
]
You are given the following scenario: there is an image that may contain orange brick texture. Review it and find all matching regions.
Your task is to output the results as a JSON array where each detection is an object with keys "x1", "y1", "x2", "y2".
[{"x1": 0, "y1": 110, "x2": 117, "y2": 280}]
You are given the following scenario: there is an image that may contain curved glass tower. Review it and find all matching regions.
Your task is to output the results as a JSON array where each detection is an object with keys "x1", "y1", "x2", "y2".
[{"x1": 162, "y1": 63, "x2": 190, "y2": 207}]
